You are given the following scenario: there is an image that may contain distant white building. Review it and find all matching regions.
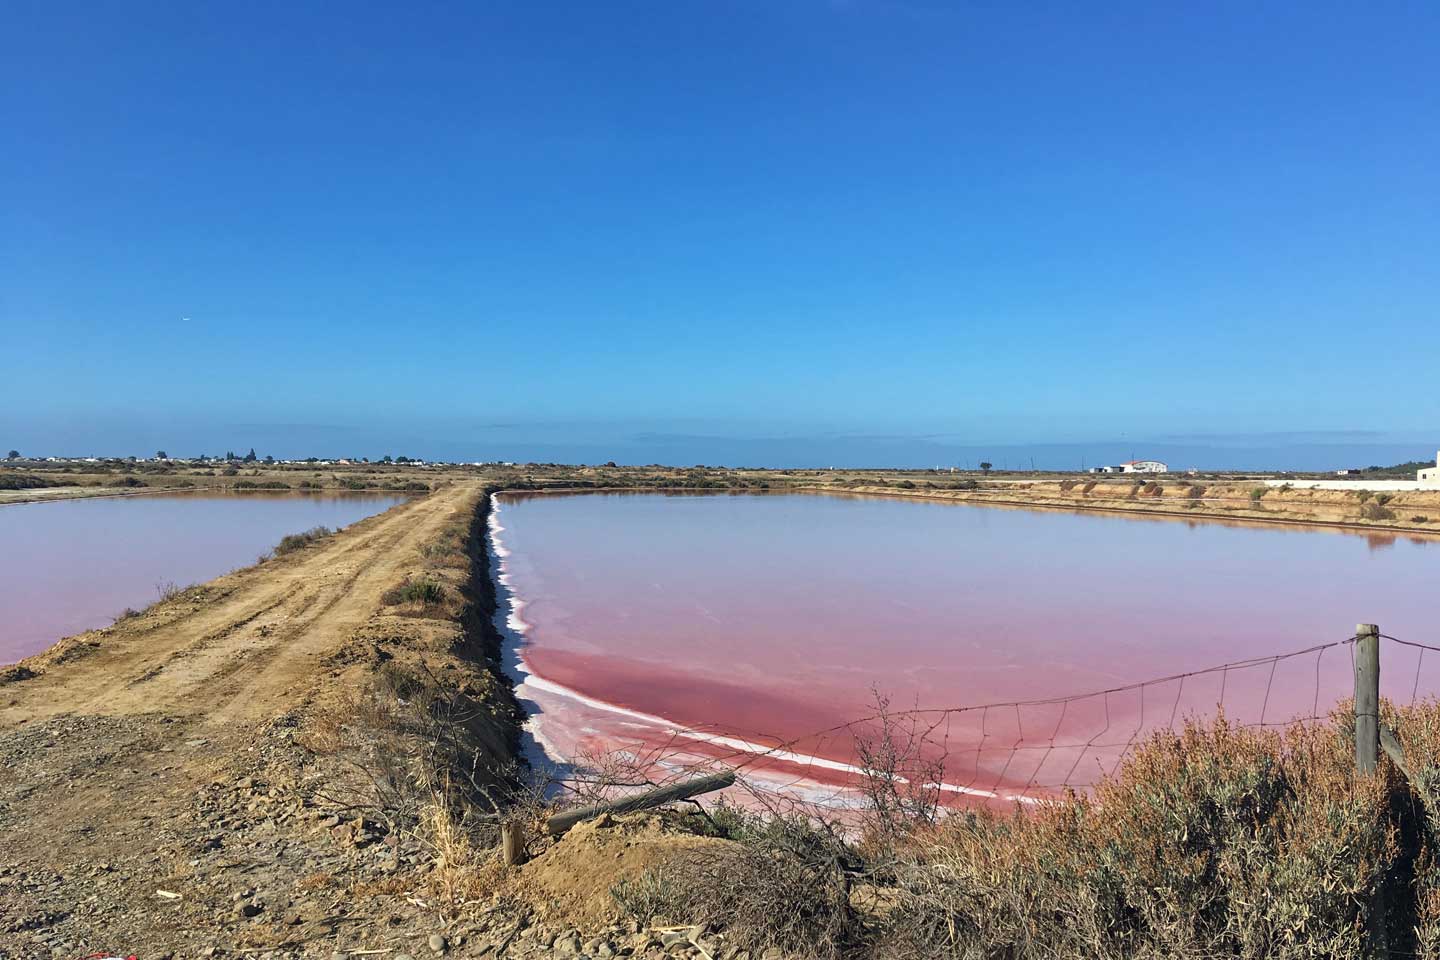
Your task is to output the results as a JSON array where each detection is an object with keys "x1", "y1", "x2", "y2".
[
  {"x1": 1120, "y1": 460, "x2": 1168, "y2": 474},
  {"x1": 1421, "y1": 452, "x2": 1440, "y2": 489}
]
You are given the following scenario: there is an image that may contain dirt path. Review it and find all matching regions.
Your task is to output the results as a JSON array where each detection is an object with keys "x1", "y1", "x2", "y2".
[
  {"x1": 1, "y1": 482, "x2": 476, "y2": 730},
  {"x1": 0, "y1": 481, "x2": 529, "y2": 958}
]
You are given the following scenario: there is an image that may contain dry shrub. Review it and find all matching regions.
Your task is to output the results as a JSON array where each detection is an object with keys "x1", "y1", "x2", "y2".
[
  {"x1": 610, "y1": 866, "x2": 681, "y2": 923},
  {"x1": 613, "y1": 810, "x2": 858, "y2": 960},
  {"x1": 1360, "y1": 501, "x2": 1396, "y2": 521},
  {"x1": 1188, "y1": 483, "x2": 1207, "y2": 499},
  {"x1": 273, "y1": 525, "x2": 333, "y2": 555},
  {"x1": 666, "y1": 843, "x2": 854, "y2": 959},
  {"x1": 1058, "y1": 479, "x2": 1077, "y2": 492},
  {"x1": 424, "y1": 791, "x2": 513, "y2": 912},
  {"x1": 297, "y1": 663, "x2": 518, "y2": 838},
  {"x1": 877, "y1": 712, "x2": 1401, "y2": 959},
  {"x1": 853, "y1": 690, "x2": 945, "y2": 858},
  {"x1": 1081, "y1": 480, "x2": 1097, "y2": 494}
]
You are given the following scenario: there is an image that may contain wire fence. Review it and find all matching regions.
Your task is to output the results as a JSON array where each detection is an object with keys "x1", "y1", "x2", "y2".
[{"x1": 558, "y1": 629, "x2": 1440, "y2": 812}]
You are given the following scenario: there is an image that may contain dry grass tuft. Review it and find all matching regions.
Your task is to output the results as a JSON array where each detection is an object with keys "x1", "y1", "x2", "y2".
[{"x1": 382, "y1": 576, "x2": 448, "y2": 608}]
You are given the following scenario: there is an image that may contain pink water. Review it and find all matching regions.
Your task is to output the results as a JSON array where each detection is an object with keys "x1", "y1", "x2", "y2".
[
  {"x1": 492, "y1": 492, "x2": 1440, "y2": 805},
  {"x1": 0, "y1": 493, "x2": 408, "y2": 665}
]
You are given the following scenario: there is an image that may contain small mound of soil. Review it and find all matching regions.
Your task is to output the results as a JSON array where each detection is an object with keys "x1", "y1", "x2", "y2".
[{"x1": 515, "y1": 812, "x2": 731, "y2": 926}]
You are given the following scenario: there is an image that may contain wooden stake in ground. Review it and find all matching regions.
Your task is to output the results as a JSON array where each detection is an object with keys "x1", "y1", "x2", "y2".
[{"x1": 501, "y1": 821, "x2": 527, "y2": 866}]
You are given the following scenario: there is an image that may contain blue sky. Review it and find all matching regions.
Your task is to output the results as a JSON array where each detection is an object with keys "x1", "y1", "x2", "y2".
[{"x1": 3, "y1": 1, "x2": 1438, "y2": 468}]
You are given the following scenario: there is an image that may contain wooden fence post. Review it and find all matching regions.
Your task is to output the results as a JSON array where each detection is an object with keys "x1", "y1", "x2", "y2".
[
  {"x1": 1356, "y1": 623, "x2": 1380, "y2": 775},
  {"x1": 501, "y1": 821, "x2": 527, "y2": 867},
  {"x1": 1355, "y1": 623, "x2": 1387, "y2": 959}
]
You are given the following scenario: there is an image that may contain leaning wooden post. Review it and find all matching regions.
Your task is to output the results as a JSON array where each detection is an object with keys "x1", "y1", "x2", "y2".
[{"x1": 1355, "y1": 623, "x2": 1380, "y2": 775}]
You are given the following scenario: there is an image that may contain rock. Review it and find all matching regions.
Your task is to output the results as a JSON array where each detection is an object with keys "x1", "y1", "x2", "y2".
[
  {"x1": 661, "y1": 931, "x2": 691, "y2": 947},
  {"x1": 428, "y1": 933, "x2": 448, "y2": 954},
  {"x1": 555, "y1": 934, "x2": 583, "y2": 955}
]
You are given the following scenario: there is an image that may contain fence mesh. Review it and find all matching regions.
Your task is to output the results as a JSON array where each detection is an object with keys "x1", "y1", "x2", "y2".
[{"x1": 556, "y1": 631, "x2": 1440, "y2": 812}]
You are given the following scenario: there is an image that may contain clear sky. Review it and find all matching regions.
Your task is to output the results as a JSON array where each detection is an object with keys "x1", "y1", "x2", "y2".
[{"x1": 3, "y1": 1, "x2": 1438, "y2": 468}]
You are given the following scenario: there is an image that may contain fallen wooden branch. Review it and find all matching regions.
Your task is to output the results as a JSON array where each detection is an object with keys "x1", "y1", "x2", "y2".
[{"x1": 545, "y1": 771, "x2": 737, "y2": 836}]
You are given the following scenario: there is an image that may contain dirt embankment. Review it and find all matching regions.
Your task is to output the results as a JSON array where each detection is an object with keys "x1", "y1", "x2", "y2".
[
  {"x1": 0, "y1": 483, "x2": 534, "y2": 956},
  {"x1": 812, "y1": 477, "x2": 1440, "y2": 539}
]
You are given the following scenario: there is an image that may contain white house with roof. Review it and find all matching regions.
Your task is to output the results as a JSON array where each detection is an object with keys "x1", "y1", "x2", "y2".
[
  {"x1": 1088, "y1": 460, "x2": 1168, "y2": 474},
  {"x1": 1421, "y1": 452, "x2": 1440, "y2": 489}
]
